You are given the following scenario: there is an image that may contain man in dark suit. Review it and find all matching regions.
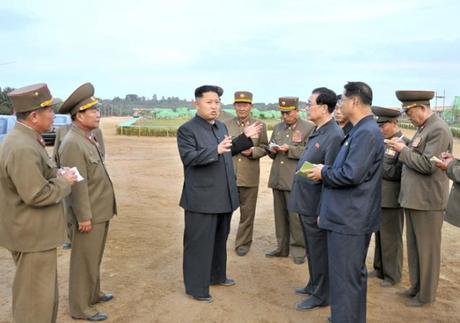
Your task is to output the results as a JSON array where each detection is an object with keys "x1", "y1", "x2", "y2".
[
  {"x1": 289, "y1": 87, "x2": 343, "y2": 311},
  {"x1": 177, "y1": 85, "x2": 262, "y2": 303},
  {"x1": 307, "y1": 82, "x2": 384, "y2": 323}
]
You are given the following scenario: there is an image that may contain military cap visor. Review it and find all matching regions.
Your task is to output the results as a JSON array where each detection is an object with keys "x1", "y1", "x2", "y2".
[
  {"x1": 372, "y1": 106, "x2": 401, "y2": 123},
  {"x1": 234, "y1": 91, "x2": 253, "y2": 104},
  {"x1": 194, "y1": 85, "x2": 224, "y2": 98},
  {"x1": 278, "y1": 96, "x2": 299, "y2": 111},
  {"x1": 59, "y1": 82, "x2": 99, "y2": 115},
  {"x1": 8, "y1": 83, "x2": 61, "y2": 113},
  {"x1": 395, "y1": 90, "x2": 434, "y2": 110}
]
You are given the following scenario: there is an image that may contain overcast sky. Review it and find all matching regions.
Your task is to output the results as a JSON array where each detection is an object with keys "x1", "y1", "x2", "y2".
[{"x1": 1, "y1": 0, "x2": 459, "y2": 106}]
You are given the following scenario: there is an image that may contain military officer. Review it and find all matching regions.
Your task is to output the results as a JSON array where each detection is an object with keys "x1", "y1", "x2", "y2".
[
  {"x1": 387, "y1": 90, "x2": 453, "y2": 306},
  {"x1": 435, "y1": 152, "x2": 460, "y2": 228},
  {"x1": 58, "y1": 83, "x2": 117, "y2": 321},
  {"x1": 225, "y1": 91, "x2": 268, "y2": 256},
  {"x1": 288, "y1": 87, "x2": 343, "y2": 310},
  {"x1": 371, "y1": 106, "x2": 410, "y2": 287},
  {"x1": 266, "y1": 96, "x2": 315, "y2": 264},
  {"x1": 0, "y1": 83, "x2": 77, "y2": 323},
  {"x1": 53, "y1": 121, "x2": 106, "y2": 250}
]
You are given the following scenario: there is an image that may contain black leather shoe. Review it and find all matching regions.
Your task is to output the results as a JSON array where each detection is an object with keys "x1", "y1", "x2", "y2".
[
  {"x1": 191, "y1": 294, "x2": 213, "y2": 303},
  {"x1": 406, "y1": 297, "x2": 428, "y2": 307},
  {"x1": 211, "y1": 278, "x2": 235, "y2": 286},
  {"x1": 87, "y1": 312, "x2": 108, "y2": 321},
  {"x1": 327, "y1": 316, "x2": 331, "y2": 322},
  {"x1": 236, "y1": 246, "x2": 249, "y2": 256},
  {"x1": 293, "y1": 257, "x2": 305, "y2": 265},
  {"x1": 63, "y1": 242, "x2": 72, "y2": 249},
  {"x1": 380, "y1": 279, "x2": 395, "y2": 288},
  {"x1": 97, "y1": 293, "x2": 113, "y2": 303},
  {"x1": 295, "y1": 296, "x2": 328, "y2": 311},
  {"x1": 265, "y1": 250, "x2": 288, "y2": 258},
  {"x1": 295, "y1": 286, "x2": 312, "y2": 295},
  {"x1": 397, "y1": 288, "x2": 417, "y2": 299}
]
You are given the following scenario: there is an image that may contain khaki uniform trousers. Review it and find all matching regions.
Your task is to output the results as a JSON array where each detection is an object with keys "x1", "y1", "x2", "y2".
[
  {"x1": 272, "y1": 189, "x2": 305, "y2": 259},
  {"x1": 373, "y1": 207, "x2": 404, "y2": 283},
  {"x1": 405, "y1": 209, "x2": 443, "y2": 303},
  {"x1": 235, "y1": 186, "x2": 259, "y2": 249},
  {"x1": 11, "y1": 249, "x2": 58, "y2": 323},
  {"x1": 69, "y1": 221, "x2": 109, "y2": 318}
]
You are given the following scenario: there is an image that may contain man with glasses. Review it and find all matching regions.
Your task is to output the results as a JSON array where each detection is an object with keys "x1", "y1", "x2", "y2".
[
  {"x1": 306, "y1": 82, "x2": 384, "y2": 323},
  {"x1": 266, "y1": 97, "x2": 315, "y2": 264},
  {"x1": 289, "y1": 88, "x2": 343, "y2": 310},
  {"x1": 0, "y1": 83, "x2": 77, "y2": 323},
  {"x1": 58, "y1": 83, "x2": 117, "y2": 321},
  {"x1": 387, "y1": 90, "x2": 453, "y2": 307},
  {"x1": 370, "y1": 106, "x2": 409, "y2": 288}
]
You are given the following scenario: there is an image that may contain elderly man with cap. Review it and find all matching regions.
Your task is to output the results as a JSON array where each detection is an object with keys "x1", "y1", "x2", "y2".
[
  {"x1": 370, "y1": 106, "x2": 410, "y2": 287},
  {"x1": 307, "y1": 81, "x2": 384, "y2": 323},
  {"x1": 224, "y1": 91, "x2": 268, "y2": 256},
  {"x1": 265, "y1": 96, "x2": 315, "y2": 264},
  {"x1": 288, "y1": 87, "x2": 343, "y2": 310},
  {"x1": 58, "y1": 83, "x2": 117, "y2": 321},
  {"x1": 387, "y1": 90, "x2": 453, "y2": 306},
  {"x1": 0, "y1": 83, "x2": 77, "y2": 323},
  {"x1": 177, "y1": 85, "x2": 262, "y2": 302},
  {"x1": 435, "y1": 152, "x2": 460, "y2": 228}
]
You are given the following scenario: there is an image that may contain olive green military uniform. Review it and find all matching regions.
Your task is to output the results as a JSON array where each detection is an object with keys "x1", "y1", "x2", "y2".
[
  {"x1": 225, "y1": 117, "x2": 268, "y2": 251},
  {"x1": 396, "y1": 91, "x2": 453, "y2": 304},
  {"x1": 371, "y1": 107, "x2": 409, "y2": 285},
  {"x1": 445, "y1": 159, "x2": 460, "y2": 227},
  {"x1": 268, "y1": 97, "x2": 315, "y2": 260},
  {"x1": 0, "y1": 84, "x2": 72, "y2": 323},
  {"x1": 58, "y1": 83, "x2": 117, "y2": 319},
  {"x1": 53, "y1": 124, "x2": 106, "y2": 245}
]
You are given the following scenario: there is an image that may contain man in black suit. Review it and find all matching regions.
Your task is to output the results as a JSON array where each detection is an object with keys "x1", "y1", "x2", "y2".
[{"x1": 177, "y1": 85, "x2": 262, "y2": 303}]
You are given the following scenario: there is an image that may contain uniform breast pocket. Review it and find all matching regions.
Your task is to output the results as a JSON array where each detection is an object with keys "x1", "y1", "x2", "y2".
[
  {"x1": 44, "y1": 158, "x2": 57, "y2": 179},
  {"x1": 87, "y1": 154, "x2": 102, "y2": 179}
]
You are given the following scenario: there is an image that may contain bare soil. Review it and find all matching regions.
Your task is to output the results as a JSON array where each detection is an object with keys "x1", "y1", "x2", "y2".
[{"x1": 1, "y1": 117, "x2": 459, "y2": 323}]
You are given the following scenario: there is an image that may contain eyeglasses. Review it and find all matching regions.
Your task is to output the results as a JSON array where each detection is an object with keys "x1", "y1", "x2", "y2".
[{"x1": 305, "y1": 103, "x2": 324, "y2": 109}]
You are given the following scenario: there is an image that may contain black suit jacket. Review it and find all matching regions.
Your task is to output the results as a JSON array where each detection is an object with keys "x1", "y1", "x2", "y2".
[{"x1": 177, "y1": 115, "x2": 253, "y2": 214}]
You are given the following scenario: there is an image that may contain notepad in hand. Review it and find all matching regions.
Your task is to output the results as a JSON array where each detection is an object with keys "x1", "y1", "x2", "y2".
[{"x1": 296, "y1": 161, "x2": 316, "y2": 178}]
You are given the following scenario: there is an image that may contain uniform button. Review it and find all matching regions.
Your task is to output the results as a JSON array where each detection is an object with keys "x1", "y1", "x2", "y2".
[
  {"x1": 280, "y1": 161, "x2": 284, "y2": 165},
  {"x1": 286, "y1": 134, "x2": 289, "y2": 137},
  {"x1": 238, "y1": 158, "x2": 242, "y2": 162}
]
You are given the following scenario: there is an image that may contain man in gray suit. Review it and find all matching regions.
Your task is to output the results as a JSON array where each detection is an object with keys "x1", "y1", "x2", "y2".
[{"x1": 387, "y1": 90, "x2": 453, "y2": 307}]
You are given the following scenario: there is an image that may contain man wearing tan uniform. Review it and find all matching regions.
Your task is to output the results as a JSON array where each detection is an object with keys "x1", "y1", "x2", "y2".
[
  {"x1": 266, "y1": 97, "x2": 315, "y2": 264},
  {"x1": 58, "y1": 83, "x2": 117, "y2": 321},
  {"x1": 0, "y1": 83, "x2": 77, "y2": 323},
  {"x1": 387, "y1": 90, "x2": 453, "y2": 307},
  {"x1": 225, "y1": 91, "x2": 268, "y2": 256}
]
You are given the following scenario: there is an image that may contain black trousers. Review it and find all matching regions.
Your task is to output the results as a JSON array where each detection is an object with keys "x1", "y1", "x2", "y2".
[
  {"x1": 328, "y1": 231, "x2": 371, "y2": 323},
  {"x1": 183, "y1": 211, "x2": 232, "y2": 297},
  {"x1": 300, "y1": 214, "x2": 329, "y2": 303}
]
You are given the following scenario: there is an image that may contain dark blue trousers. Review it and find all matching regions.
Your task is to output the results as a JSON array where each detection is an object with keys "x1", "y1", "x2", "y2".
[{"x1": 327, "y1": 231, "x2": 371, "y2": 323}]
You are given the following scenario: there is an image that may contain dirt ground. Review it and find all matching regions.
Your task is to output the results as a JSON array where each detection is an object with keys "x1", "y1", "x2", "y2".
[{"x1": 1, "y1": 117, "x2": 459, "y2": 323}]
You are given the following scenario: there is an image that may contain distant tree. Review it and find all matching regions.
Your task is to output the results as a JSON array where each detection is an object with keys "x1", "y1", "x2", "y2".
[{"x1": 0, "y1": 87, "x2": 14, "y2": 115}]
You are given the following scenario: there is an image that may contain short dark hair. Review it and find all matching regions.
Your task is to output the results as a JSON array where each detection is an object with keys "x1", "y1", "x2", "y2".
[
  {"x1": 312, "y1": 87, "x2": 337, "y2": 113},
  {"x1": 343, "y1": 81, "x2": 373, "y2": 106},
  {"x1": 194, "y1": 85, "x2": 224, "y2": 98}
]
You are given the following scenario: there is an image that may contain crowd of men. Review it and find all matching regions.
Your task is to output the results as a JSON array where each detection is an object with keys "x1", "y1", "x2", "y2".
[
  {"x1": 0, "y1": 81, "x2": 458, "y2": 323},
  {"x1": 177, "y1": 83, "x2": 458, "y2": 323}
]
